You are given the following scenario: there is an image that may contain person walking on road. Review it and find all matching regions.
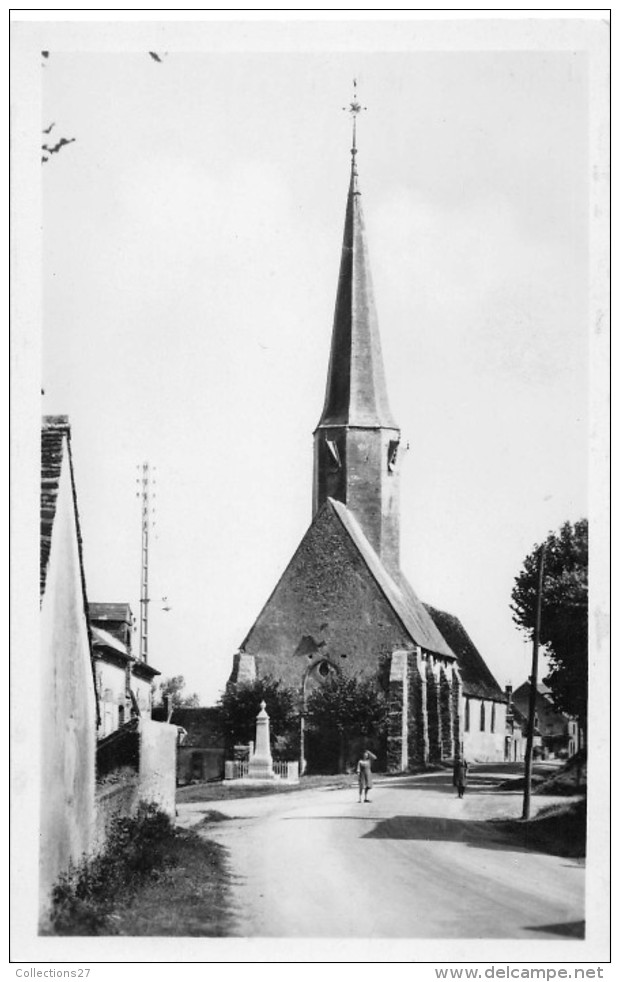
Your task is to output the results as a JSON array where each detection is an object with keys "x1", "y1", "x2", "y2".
[
  {"x1": 357, "y1": 750, "x2": 377, "y2": 803},
  {"x1": 453, "y1": 757, "x2": 469, "y2": 798}
]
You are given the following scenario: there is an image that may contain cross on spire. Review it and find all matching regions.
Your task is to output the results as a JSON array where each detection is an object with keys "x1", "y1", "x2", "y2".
[{"x1": 343, "y1": 78, "x2": 367, "y2": 158}]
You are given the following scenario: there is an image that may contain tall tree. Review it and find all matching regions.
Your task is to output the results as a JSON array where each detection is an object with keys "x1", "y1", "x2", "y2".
[
  {"x1": 305, "y1": 674, "x2": 386, "y2": 773},
  {"x1": 217, "y1": 677, "x2": 297, "y2": 750},
  {"x1": 511, "y1": 519, "x2": 588, "y2": 737},
  {"x1": 154, "y1": 675, "x2": 200, "y2": 709}
]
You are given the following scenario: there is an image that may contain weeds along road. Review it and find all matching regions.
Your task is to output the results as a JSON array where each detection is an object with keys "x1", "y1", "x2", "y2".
[{"x1": 176, "y1": 766, "x2": 585, "y2": 939}]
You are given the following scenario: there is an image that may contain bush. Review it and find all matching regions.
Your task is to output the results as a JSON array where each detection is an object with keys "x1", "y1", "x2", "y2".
[{"x1": 49, "y1": 802, "x2": 174, "y2": 935}]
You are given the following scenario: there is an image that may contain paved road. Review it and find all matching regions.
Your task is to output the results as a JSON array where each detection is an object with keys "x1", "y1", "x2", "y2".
[{"x1": 177, "y1": 766, "x2": 585, "y2": 939}]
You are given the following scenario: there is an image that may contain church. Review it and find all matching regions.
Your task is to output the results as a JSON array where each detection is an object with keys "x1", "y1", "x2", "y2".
[{"x1": 229, "y1": 102, "x2": 506, "y2": 771}]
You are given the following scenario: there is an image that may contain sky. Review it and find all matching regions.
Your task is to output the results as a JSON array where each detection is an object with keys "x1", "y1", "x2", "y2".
[{"x1": 35, "y1": 22, "x2": 596, "y2": 706}]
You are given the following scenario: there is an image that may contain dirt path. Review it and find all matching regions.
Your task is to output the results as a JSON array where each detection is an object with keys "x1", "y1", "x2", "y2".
[{"x1": 176, "y1": 768, "x2": 585, "y2": 939}]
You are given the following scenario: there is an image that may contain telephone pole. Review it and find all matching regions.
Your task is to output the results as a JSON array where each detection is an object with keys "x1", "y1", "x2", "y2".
[
  {"x1": 136, "y1": 462, "x2": 156, "y2": 664},
  {"x1": 522, "y1": 543, "x2": 546, "y2": 820}
]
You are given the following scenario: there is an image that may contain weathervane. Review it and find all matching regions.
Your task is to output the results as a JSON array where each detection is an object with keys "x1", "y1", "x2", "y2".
[{"x1": 343, "y1": 78, "x2": 367, "y2": 157}]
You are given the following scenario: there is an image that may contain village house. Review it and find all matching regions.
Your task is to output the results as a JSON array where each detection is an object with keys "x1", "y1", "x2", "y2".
[
  {"x1": 228, "y1": 126, "x2": 507, "y2": 773},
  {"x1": 89, "y1": 601, "x2": 160, "y2": 738},
  {"x1": 511, "y1": 680, "x2": 581, "y2": 759},
  {"x1": 504, "y1": 685, "x2": 528, "y2": 762}
]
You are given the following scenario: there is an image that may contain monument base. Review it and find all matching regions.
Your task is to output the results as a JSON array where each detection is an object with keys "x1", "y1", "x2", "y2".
[{"x1": 248, "y1": 758, "x2": 276, "y2": 780}]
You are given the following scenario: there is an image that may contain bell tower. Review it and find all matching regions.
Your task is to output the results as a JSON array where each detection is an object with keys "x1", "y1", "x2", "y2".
[{"x1": 313, "y1": 83, "x2": 401, "y2": 578}]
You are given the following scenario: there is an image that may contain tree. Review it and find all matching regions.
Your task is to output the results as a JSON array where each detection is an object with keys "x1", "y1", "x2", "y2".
[
  {"x1": 511, "y1": 519, "x2": 588, "y2": 739},
  {"x1": 217, "y1": 676, "x2": 297, "y2": 750},
  {"x1": 154, "y1": 675, "x2": 200, "y2": 710},
  {"x1": 305, "y1": 674, "x2": 386, "y2": 773}
]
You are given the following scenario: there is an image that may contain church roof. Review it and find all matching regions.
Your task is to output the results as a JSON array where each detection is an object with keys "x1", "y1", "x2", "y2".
[
  {"x1": 424, "y1": 605, "x2": 506, "y2": 702},
  {"x1": 329, "y1": 499, "x2": 455, "y2": 658},
  {"x1": 316, "y1": 158, "x2": 398, "y2": 430}
]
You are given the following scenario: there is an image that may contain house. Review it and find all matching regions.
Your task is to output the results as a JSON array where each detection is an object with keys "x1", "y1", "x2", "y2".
[
  {"x1": 39, "y1": 415, "x2": 98, "y2": 921},
  {"x1": 89, "y1": 601, "x2": 160, "y2": 738},
  {"x1": 227, "y1": 129, "x2": 505, "y2": 774},
  {"x1": 504, "y1": 685, "x2": 528, "y2": 762},
  {"x1": 425, "y1": 606, "x2": 508, "y2": 762},
  {"x1": 511, "y1": 680, "x2": 581, "y2": 759}
]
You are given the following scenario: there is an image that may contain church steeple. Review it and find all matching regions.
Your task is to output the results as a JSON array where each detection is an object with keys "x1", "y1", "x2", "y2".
[
  {"x1": 317, "y1": 85, "x2": 397, "y2": 430},
  {"x1": 313, "y1": 85, "x2": 401, "y2": 577}
]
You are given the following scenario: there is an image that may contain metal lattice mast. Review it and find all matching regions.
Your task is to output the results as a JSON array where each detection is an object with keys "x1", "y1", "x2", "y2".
[{"x1": 136, "y1": 462, "x2": 156, "y2": 664}]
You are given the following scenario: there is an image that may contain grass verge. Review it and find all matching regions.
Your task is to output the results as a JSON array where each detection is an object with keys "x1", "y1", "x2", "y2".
[
  {"x1": 46, "y1": 802, "x2": 231, "y2": 936},
  {"x1": 494, "y1": 797, "x2": 586, "y2": 858},
  {"x1": 176, "y1": 773, "x2": 354, "y2": 803}
]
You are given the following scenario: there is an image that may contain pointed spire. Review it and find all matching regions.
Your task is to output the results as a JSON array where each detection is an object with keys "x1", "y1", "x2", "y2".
[{"x1": 317, "y1": 84, "x2": 397, "y2": 430}]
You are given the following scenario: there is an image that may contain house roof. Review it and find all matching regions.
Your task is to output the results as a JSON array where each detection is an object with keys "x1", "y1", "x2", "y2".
[
  {"x1": 91, "y1": 624, "x2": 130, "y2": 657},
  {"x1": 132, "y1": 660, "x2": 161, "y2": 680},
  {"x1": 329, "y1": 499, "x2": 455, "y2": 659},
  {"x1": 315, "y1": 156, "x2": 397, "y2": 431},
  {"x1": 40, "y1": 415, "x2": 71, "y2": 597},
  {"x1": 89, "y1": 602, "x2": 133, "y2": 624},
  {"x1": 167, "y1": 707, "x2": 223, "y2": 747},
  {"x1": 512, "y1": 680, "x2": 555, "y2": 704},
  {"x1": 424, "y1": 605, "x2": 506, "y2": 702}
]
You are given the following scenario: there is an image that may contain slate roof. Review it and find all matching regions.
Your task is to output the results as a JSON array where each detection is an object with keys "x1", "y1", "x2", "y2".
[
  {"x1": 513, "y1": 680, "x2": 553, "y2": 700},
  {"x1": 424, "y1": 604, "x2": 506, "y2": 702},
  {"x1": 89, "y1": 602, "x2": 133, "y2": 624},
  {"x1": 316, "y1": 159, "x2": 397, "y2": 430},
  {"x1": 329, "y1": 499, "x2": 455, "y2": 659},
  {"x1": 167, "y1": 707, "x2": 224, "y2": 748}
]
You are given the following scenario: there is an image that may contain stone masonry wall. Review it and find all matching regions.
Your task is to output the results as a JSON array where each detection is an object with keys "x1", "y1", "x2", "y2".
[
  {"x1": 439, "y1": 663, "x2": 455, "y2": 759},
  {"x1": 242, "y1": 504, "x2": 415, "y2": 693},
  {"x1": 407, "y1": 649, "x2": 429, "y2": 768},
  {"x1": 387, "y1": 650, "x2": 410, "y2": 772},
  {"x1": 451, "y1": 665, "x2": 463, "y2": 759},
  {"x1": 426, "y1": 659, "x2": 443, "y2": 762}
]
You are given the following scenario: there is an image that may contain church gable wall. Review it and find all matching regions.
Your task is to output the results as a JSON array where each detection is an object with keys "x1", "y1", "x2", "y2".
[{"x1": 242, "y1": 506, "x2": 413, "y2": 692}]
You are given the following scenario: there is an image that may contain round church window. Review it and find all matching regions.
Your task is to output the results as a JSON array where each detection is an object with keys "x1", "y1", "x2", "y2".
[{"x1": 318, "y1": 660, "x2": 330, "y2": 678}]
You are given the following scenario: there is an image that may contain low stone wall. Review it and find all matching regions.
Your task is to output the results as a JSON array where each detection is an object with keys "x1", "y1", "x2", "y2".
[
  {"x1": 95, "y1": 772, "x2": 140, "y2": 847},
  {"x1": 94, "y1": 718, "x2": 177, "y2": 842}
]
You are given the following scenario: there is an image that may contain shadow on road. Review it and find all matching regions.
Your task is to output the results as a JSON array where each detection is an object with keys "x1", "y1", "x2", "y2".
[
  {"x1": 282, "y1": 812, "x2": 564, "y2": 857},
  {"x1": 359, "y1": 814, "x2": 568, "y2": 857},
  {"x1": 525, "y1": 921, "x2": 585, "y2": 939}
]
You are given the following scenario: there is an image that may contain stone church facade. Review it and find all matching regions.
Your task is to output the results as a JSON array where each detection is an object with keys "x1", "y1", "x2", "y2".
[{"x1": 229, "y1": 138, "x2": 504, "y2": 771}]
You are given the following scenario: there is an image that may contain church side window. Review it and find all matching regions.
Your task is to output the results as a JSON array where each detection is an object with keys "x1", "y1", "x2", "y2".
[
  {"x1": 325, "y1": 439, "x2": 341, "y2": 469},
  {"x1": 480, "y1": 701, "x2": 486, "y2": 731},
  {"x1": 464, "y1": 698, "x2": 470, "y2": 732},
  {"x1": 387, "y1": 439, "x2": 399, "y2": 473},
  {"x1": 491, "y1": 703, "x2": 496, "y2": 733}
]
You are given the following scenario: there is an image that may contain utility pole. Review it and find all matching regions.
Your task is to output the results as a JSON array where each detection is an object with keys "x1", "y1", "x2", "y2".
[
  {"x1": 522, "y1": 543, "x2": 546, "y2": 820},
  {"x1": 136, "y1": 462, "x2": 156, "y2": 664}
]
